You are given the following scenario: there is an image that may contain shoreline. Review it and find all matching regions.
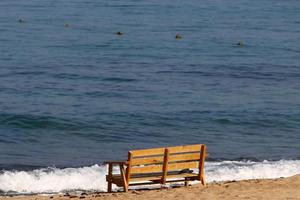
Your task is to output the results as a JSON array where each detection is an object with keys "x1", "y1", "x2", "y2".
[{"x1": 1, "y1": 174, "x2": 300, "y2": 200}]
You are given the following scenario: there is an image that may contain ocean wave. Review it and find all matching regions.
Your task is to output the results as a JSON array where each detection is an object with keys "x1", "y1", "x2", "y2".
[
  {"x1": 0, "y1": 160, "x2": 300, "y2": 195},
  {"x1": 0, "y1": 165, "x2": 106, "y2": 195},
  {"x1": 0, "y1": 113, "x2": 86, "y2": 130},
  {"x1": 102, "y1": 77, "x2": 138, "y2": 82}
]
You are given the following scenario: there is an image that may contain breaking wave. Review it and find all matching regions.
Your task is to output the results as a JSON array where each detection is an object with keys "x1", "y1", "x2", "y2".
[{"x1": 1, "y1": 160, "x2": 300, "y2": 195}]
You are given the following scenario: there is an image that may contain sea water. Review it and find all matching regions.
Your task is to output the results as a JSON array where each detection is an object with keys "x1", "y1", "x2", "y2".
[{"x1": 0, "y1": 0, "x2": 300, "y2": 194}]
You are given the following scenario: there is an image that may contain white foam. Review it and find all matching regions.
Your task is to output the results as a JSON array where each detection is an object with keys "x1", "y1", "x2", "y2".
[
  {"x1": 0, "y1": 160, "x2": 300, "y2": 194},
  {"x1": 206, "y1": 160, "x2": 300, "y2": 182},
  {"x1": 0, "y1": 165, "x2": 107, "y2": 194}
]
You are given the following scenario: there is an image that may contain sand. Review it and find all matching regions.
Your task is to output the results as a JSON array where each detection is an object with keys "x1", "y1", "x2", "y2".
[{"x1": 1, "y1": 175, "x2": 300, "y2": 200}]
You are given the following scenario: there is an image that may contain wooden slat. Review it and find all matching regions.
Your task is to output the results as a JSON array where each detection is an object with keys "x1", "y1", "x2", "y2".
[
  {"x1": 130, "y1": 153, "x2": 203, "y2": 166},
  {"x1": 130, "y1": 148, "x2": 165, "y2": 157},
  {"x1": 130, "y1": 173, "x2": 198, "y2": 183},
  {"x1": 111, "y1": 172, "x2": 198, "y2": 183},
  {"x1": 167, "y1": 144, "x2": 203, "y2": 153},
  {"x1": 166, "y1": 173, "x2": 198, "y2": 180},
  {"x1": 169, "y1": 153, "x2": 200, "y2": 162},
  {"x1": 130, "y1": 164, "x2": 163, "y2": 173},
  {"x1": 129, "y1": 144, "x2": 204, "y2": 158},
  {"x1": 129, "y1": 178, "x2": 196, "y2": 186},
  {"x1": 130, "y1": 176, "x2": 161, "y2": 182},
  {"x1": 167, "y1": 161, "x2": 199, "y2": 171},
  {"x1": 130, "y1": 146, "x2": 204, "y2": 165},
  {"x1": 131, "y1": 156, "x2": 164, "y2": 165}
]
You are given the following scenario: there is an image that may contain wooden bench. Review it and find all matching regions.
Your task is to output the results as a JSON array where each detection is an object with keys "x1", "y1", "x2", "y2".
[{"x1": 105, "y1": 144, "x2": 207, "y2": 192}]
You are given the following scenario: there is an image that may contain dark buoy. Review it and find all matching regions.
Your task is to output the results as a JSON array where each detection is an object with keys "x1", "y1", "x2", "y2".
[
  {"x1": 236, "y1": 41, "x2": 244, "y2": 47},
  {"x1": 175, "y1": 34, "x2": 182, "y2": 39},
  {"x1": 64, "y1": 23, "x2": 70, "y2": 27},
  {"x1": 18, "y1": 18, "x2": 26, "y2": 23},
  {"x1": 116, "y1": 31, "x2": 123, "y2": 35}
]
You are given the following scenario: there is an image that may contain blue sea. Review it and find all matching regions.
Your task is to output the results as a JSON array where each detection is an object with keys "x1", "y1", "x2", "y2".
[{"x1": 0, "y1": 0, "x2": 300, "y2": 194}]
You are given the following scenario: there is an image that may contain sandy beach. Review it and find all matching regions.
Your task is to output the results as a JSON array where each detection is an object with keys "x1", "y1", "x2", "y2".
[{"x1": 1, "y1": 174, "x2": 299, "y2": 200}]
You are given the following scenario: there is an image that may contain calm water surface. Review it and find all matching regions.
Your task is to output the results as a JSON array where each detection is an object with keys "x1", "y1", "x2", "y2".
[{"x1": 0, "y1": 0, "x2": 300, "y2": 169}]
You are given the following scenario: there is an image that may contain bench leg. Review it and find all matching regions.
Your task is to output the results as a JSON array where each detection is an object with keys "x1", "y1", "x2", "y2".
[
  {"x1": 120, "y1": 164, "x2": 128, "y2": 192},
  {"x1": 201, "y1": 175, "x2": 206, "y2": 186},
  {"x1": 107, "y1": 181, "x2": 112, "y2": 193},
  {"x1": 123, "y1": 184, "x2": 128, "y2": 192},
  {"x1": 184, "y1": 178, "x2": 189, "y2": 186},
  {"x1": 107, "y1": 164, "x2": 113, "y2": 193}
]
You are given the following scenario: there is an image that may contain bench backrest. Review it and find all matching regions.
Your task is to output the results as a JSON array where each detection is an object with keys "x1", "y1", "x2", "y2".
[{"x1": 126, "y1": 144, "x2": 206, "y2": 183}]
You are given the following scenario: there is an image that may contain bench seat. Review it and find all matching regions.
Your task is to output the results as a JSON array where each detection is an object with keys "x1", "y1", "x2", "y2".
[{"x1": 108, "y1": 171, "x2": 199, "y2": 187}]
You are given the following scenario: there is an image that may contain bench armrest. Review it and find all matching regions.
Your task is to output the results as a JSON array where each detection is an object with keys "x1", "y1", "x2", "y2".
[{"x1": 104, "y1": 161, "x2": 128, "y2": 165}]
